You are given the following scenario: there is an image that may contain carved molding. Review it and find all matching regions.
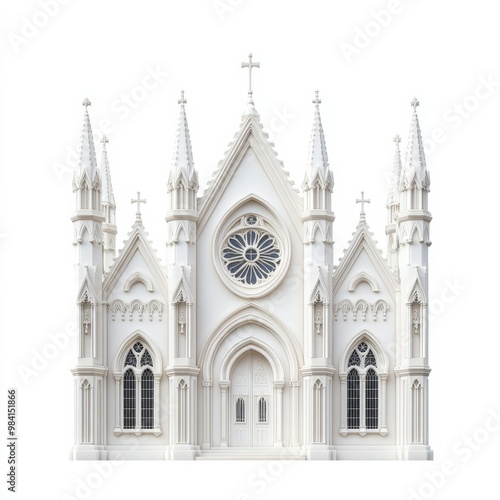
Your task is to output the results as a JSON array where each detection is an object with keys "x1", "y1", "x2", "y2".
[
  {"x1": 108, "y1": 299, "x2": 164, "y2": 321},
  {"x1": 333, "y1": 299, "x2": 390, "y2": 321}
]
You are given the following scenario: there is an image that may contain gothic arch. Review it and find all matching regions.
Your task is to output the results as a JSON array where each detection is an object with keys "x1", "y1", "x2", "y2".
[
  {"x1": 347, "y1": 272, "x2": 380, "y2": 293},
  {"x1": 219, "y1": 336, "x2": 285, "y2": 381},
  {"x1": 199, "y1": 303, "x2": 302, "y2": 381},
  {"x1": 123, "y1": 272, "x2": 154, "y2": 292},
  {"x1": 338, "y1": 330, "x2": 389, "y2": 373},
  {"x1": 113, "y1": 330, "x2": 162, "y2": 374}
]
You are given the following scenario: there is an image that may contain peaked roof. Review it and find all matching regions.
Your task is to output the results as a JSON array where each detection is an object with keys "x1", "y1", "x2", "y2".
[
  {"x1": 167, "y1": 91, "x2": 198, "y2": 190},
  {"x1": 387, "y1": 135, "x2": 402, "y2": 206},
  {"x1": 303, "y1": 91, "x2": 333, "y2": 190},
  {"x1": 198, "y1": 112, "x2": 302, "y2": 235},
  {"x1": 100, "y1": 136, "x2": 115, "y2": 206},
  {"x1": 400, "y1": 98, "x2": 430, "y2": 191},
  {"x1": 103, "y1": 223, "x2": 167, "y2": 299},
  {"x1": 73, "y1": 99, "x2": 100, "y2": 190},
  {"x1": 333, "y1": 221, "x2": 398, "y2": 300}
]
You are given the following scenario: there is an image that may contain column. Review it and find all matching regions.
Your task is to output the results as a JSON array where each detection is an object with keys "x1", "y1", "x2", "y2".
[
  {"x1": 219, "y1": 380, "x2": 230, "y2": 447},
  {"x1": 202, "y1": 380, "x2": 213, "y2": 449},
  {"x1": 274, "y1": 381, "x2": 284, "y2": 447}
]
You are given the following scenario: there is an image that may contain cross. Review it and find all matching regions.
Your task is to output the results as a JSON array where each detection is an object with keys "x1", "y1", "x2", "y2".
[
  {"x1": 313, "y1": 90, "x2": 321, "y2": 106},
  {"x1": 82, "y1": 97, "x2": 91, "y2": 109},
  {"x1": 101, "y1": 135, "x2": 109, "y2": 145},
  {"x1": 393, "y1": 134, "x2": 401, "y2": 145},
  {"x1": 241, "y1": 53, "x2": 260, "y2": 95},
  {"x1": 131, "y1": 191, "x2": 146, "y2": 224},
  {"x1": 356, "y1": 191, "x2": 371, "y2": 219},
  {"x1": 410, "y1": 97, "x2": 419, "y2": 111},
  {"x1": 178, "y1": 90, "x2": 187, "y2": 105}
]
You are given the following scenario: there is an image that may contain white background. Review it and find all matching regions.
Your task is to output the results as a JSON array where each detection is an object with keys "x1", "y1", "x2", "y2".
[{"x1": 0, "y1": 0, "x2": 498, "y2": 498}]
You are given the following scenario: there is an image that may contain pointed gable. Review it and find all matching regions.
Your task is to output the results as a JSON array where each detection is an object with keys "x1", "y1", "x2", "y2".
[
  {"x1": 333, "y1": 222, "x2": 398, "y2": 301},
  {"x1": 103, "y1": 224, "x2": 167, "y2": 300},
  {"x1": 198, "y1": 113, "x2": 302, "y2": 236}
]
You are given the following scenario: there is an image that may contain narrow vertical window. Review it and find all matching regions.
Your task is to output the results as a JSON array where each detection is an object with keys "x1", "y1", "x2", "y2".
[
  {"x1": 141, "y1": 369, "x2": 154, "y2": 429},
  {"x1": 123, "y1": 369, "x2": 136, "y2": 429},
  {"x1": 365, "y1": 368, "x2": 379, "y2": 429},
  {"x1": 236, "y1": 397, "x2": 245, "y2": 423},
  {"x1": 347, "y1": 369, "x2": 360, "y2": 429},
  {"x1": 258, "y1": 397, "x2": 267, "y2": 423}
]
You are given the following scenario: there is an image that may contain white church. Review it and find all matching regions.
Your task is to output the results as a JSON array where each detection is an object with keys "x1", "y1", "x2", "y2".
[{"x1": 70, "y1": 55, "x2": 433, "y2": 460}]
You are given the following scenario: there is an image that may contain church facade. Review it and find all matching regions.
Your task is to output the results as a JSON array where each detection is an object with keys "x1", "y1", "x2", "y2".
[{"x1": 70, "y1": 58, "x2": 433, "y2": 460}]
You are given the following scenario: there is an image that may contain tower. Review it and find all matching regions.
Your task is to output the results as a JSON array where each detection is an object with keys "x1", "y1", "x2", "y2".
[
  {"x1": 165, "y1": 91, "x2": 200, "y2": 459},
  {"x1": 70, "y1": 99, "x2": 107, "y2": 459},
  {"x1": 301, "y1": 91, "x2": 336, "y2": 459},
  {"x1": 395, "y1": 98, "x2": 433, "y2": 459}
]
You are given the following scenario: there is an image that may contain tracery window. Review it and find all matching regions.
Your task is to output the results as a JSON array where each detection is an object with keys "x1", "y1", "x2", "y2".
[
  {"x1": 258, "y1": 396, "x2": 267, "y2": 423},
  {"x1": 222, "y1": 229, "x2": 281, "y2": 285},
  {"x1": 341, "y1": 337, "x2": 388, "y2": 436},
  {"x1": 121, "y1": 341, "x2": 156, "y2": 431}
]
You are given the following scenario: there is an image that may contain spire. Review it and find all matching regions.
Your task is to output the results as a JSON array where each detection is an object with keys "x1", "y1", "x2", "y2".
[
  {"x1": 100, "y1": 136, "x2": 115, "y2": 207},
  {"x1": 241, "y1": 53, "x2": 260, "y2": 115},
  {"x1": 400, "y1": 98, "x2": 430, "y2": 191},
  {"x1": 75, "y1": 98, "x2": 99, "y2": 189},
  {"x1": 387, "y1": 135, "x2": 402, "y2": 206},
  {"x1": 168, "y1": 90, "x2": 198, "y2": 189},
  {"x1": 303, "y1": 90, "x2": 333, "y2": 191}
]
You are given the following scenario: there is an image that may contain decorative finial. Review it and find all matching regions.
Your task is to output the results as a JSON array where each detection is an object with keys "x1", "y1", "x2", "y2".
[
  {"x1": 313, "y1": 90, "x2": 321, "y2": 107},
  {"x1": 241, "y1": 52, "x2": 260, "y2": 96},
  {"x1": 101, "y1": 135, "x2": 109, "y2": 145},
  {"x1": 82, "y1": 97, "x2": 91, "y2": 110},
  {"x1": 410, "y1": 97, "x2": 419, "y2": 112},
  {"x1": 178, "y1": 90, "x2": 187, "y2": 105},
  {"x1": 393, "y1": 134, "x2": 401, "y2": 145},
  {"x1": 356, "y1": 191, "x2": 371, "y2": 223},
  {"x1": 131, "y1": 191, "x2": 147, "y2": 224}
]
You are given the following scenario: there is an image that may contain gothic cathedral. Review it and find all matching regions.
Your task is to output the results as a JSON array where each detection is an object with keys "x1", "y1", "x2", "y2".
[{"x1": 70, "y1": 56, "x2": 433, "y2": 460}]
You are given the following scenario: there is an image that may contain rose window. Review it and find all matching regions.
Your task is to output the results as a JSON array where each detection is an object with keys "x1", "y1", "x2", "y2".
[{"x1": 222, "y1": 229, "x2": 281, "y2": 285}]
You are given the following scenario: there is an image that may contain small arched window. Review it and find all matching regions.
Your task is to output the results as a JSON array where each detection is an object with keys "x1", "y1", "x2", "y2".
[
  {"x1": 258, "y1": 396, "x2": 267, "y2": 423},
  {"x1": 236, "y1": 397, "x2": 246, "y2": 423}
]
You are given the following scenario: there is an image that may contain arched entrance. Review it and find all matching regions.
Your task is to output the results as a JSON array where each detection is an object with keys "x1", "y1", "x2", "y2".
[{"x1": 230, "y1": 350, "x2": 272, "y2": 447}]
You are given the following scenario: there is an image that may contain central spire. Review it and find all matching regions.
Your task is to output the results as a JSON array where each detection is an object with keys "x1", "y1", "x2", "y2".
[{"x1": 241, "y1": 52, "x2": 260, "y2": 115}]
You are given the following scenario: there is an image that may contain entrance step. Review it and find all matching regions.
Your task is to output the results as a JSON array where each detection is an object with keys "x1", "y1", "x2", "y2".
[{"x1": 195, "y1": 447, "x2": 305, "y2": 460}]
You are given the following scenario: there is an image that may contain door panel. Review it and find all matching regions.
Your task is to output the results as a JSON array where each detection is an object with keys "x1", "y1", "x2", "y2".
[{"x1": 230, "y1": 351, "x2": 272, "y2": 447}]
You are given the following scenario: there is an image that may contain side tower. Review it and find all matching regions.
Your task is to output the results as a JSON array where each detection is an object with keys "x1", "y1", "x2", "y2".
[
  {"x1": 395, "y1": 98, "x2": 433, "y2": 459},
  {"x1": 70, "y1": 99, "x2": 107, "y2": 459},
  {"x1": 301, "y1": 91, "x2": 336, "y2": 460},
  {"x1": 165, "y1": 91, "x2": 200, "y2": 459}
]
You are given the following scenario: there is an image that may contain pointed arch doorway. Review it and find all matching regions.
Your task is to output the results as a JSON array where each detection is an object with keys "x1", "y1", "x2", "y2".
[{"x1": 230, "y1": 350, "x2": 272, "y2": 447}]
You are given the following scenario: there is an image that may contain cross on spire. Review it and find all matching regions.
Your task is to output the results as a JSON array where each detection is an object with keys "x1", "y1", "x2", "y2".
[
  {"x1": 411, "y1": 97, "x2": 419, "y2": 112},
  {"x1": 313, "y1": 90, "x2": 321, "y2": 107},
  {"x1": 241, "y1": 52, "x2": 260, "y2": 95},
  {"x1": 394, "y1": 134, "x2": 401, "y2": 145},
  {"x1": 82, "y1": 97, "x2": 91, "y2": 110},
  {"x1": 101, "y1": 135, "x2": 109, "y2": 145},
  {"x1": 356, "y1": 191, "x2": 371, "y2": 223},
  {"x1": 131, "y1": 191, "x2": 146, "y2": 224},
  {"x1": 178, "y1": 90, "x2": 187, "y2": 105}
]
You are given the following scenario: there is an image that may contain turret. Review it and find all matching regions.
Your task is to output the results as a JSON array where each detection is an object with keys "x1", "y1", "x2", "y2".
[
  {"x1": 100, "y1": 135, "x2": 117, "y2": 273},
  {"x1": 165, "y1": 91, "x2": 200, "y2": 459},
  {"x1": 301, "y1": 91, "x2": 335, "y2": 460},
  {"x1": 385, "y1": 135, "x2": 403, "y2": 273},
  {"x1": 70, "y1": 98, "x2": 107, "y2": 459},
  {"x1": 395, "y1": 98, "x2": 433, "y2": 460}
]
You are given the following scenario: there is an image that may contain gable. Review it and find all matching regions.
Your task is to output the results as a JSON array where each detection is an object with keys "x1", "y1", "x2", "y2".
[
  {"x1": 103, "y1": 226, "x2": 167, "y2": 300},
  {"x1": 198, "y1": 114, "x2": 302, "y2": 237}
]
